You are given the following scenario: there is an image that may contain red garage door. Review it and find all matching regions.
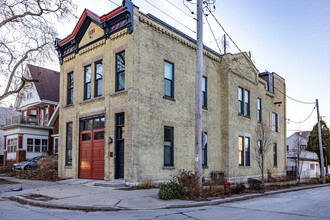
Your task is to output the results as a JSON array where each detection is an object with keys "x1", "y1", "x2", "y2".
[{"x1": 79, "y1": 115, "x2": 105, "y2": 179}]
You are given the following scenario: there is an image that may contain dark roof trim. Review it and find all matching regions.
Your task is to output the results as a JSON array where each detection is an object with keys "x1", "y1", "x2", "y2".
[{"x1": 146, "y1": 13, "x2": 221, "y2": 57}]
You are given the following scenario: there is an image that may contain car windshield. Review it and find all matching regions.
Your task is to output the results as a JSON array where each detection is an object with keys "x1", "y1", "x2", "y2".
[{"x1": 28, "y1": 156, "x2": 40, "y2": 162}]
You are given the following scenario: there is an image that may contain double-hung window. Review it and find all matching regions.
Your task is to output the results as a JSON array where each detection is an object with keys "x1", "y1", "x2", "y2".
[
  {"x1": 66, "y1": 122, "x2": 73, "y2": 166},
  {"x1": 202, "y1": 77, "x2": 207, "y2": 108},
  {"x1": 67, "y1": 72, "x2": 73, "y2": 105},
  {"x1": 94, "y1": 61, "x2": 103, "y2": 97},
  {"x1": 271, "y1": 112, "x2": 279, "y2": 132},
  {"x1": 164, "y1": 126, "x2": 174, "y2": 166},
  {"x1": 164, "y1": 61, "x2": 174, "y2": 98},
  {"x1": 27, "y1": 138, "x2": 33, "y2": 152},
  {"x1": 239, "y1": 136, "x2": 250, "y2": 166},
  {"x1": 84, "y1": 65, "x2": 91, "y2": 100},
  {"x1": 115, "y1": 51, "x2": 125, "y2": 91},
  {"x1": 257, "y1": 98, "x2": 262, "y2": 122},
  {"x1": 202, "y1": 132, "x2": 207, "y2": 166},
  {"x1": 273, "y1": 143, "x2": 277, "y2": 166},
  {"x1": 238, "y1": 87, "x2": 250, "y2": 117}
]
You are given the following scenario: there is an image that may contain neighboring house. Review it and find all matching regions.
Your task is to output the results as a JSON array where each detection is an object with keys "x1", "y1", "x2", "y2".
[
  {"x1": 0, "y1": 107, "x2": 21, "y2": 165},
  {"x1": 1, "y1": 64, "x2": 59, "y2": 167},
  {"x1": 287, "y1": 131, "x2": 320, "y2": 178},
  {"x1": 55, "y1": 0, "x2": 286, "y2": 183}
]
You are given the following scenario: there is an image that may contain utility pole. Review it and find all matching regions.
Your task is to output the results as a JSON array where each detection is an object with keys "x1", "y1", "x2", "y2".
[
  {"x1": 223, "y1": 34, "x2": 226, "y2": 54},
  {"x1": 194, "y1": 0, "x2": 203, "y2": 186},
  {"x1": 316, "y1": 99, "x2": 325, "y2": 183}
]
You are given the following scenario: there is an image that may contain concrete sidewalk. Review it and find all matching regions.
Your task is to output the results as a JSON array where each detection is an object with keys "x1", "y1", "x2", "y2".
[{"x1": 1, "y1": 177, "x2": 330, "y2": 211}]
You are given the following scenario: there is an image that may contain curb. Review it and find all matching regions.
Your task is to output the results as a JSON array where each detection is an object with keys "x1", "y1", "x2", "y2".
[{"x1": 5, "y1": 183, "x2": 330, "y2": 212}]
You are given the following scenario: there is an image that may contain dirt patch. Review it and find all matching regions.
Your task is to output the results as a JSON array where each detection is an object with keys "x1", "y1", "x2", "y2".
[
  {"x1": 5, "y1": 169, "x2": 57, "y2": 181},
  {"x1": 0, "y1": 178, "x2": 18, "y2": 184},
  {"x1": 22, "y1": 194, "x2": 55, "y2": 201}
]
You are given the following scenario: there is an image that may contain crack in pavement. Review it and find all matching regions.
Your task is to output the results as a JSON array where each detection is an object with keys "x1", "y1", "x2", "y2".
[{"x1": 218, "y1": 205, "x2": 329, "y2": 219}]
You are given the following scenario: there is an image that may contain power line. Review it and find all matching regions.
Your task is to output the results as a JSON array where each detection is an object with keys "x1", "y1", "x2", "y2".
[
  {"x1": 274, "y1": 87, "x2": 315, "y2": 105},
  {"x1": 108, "y1": 0, "x2": 120, "y2": 7},
  {"x1": 205, "y1": 7, "x2": 257, "y2": 70},
  {"x1": 162, "y1": 0, "x2": 196, "y2": 20},
  {"x1": 143, "y1": 0, "x2": 196, "y2": 34},
  {"x1": 204, "y1": 14, "x2": 222, "y2": 54},
  {"x1": 287, "y1": 105, "x2": 316, "y2": 124}
]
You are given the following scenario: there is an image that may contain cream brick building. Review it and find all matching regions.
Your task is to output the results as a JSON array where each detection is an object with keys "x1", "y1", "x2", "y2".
[{"x1": 55, "y1": 0, "x2": 286, "y2": 183}]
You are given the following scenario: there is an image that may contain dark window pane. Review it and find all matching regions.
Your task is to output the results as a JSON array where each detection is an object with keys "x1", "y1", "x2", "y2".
[
  {"x1": 82, "y1": 133, "x2": 91, "y2": 141},
  {"x1": 164, "y1": 79, "x2": 172, "y2": 97},
  {"x1": 164, "y1": 127, "x2": 173, "y2": 166},
  {"x1": 66, "y1": 122, "x2": 73, "y2": 166},
  {"x1": 97, "y1": 80, "x2": 102, "y2": 96},
  {"x1": 164, "y1": 62, "x2": 173, "y2": 80},
  {"x1": 85, "y1": 66, "x2": 91, "y2": 82},
  {"x1": 164, "y1": 146, "x2": 172, "y2": 165},
  {"x1": 35, "y1": 139, "x2": 40, "y2": 152},
  {"x1": 96, "y1": 63, "x2": 103, "y2": 79},
  {"x1": 118, "y1": 72, "x2": 125, "y2": 90},
  {"x1": 94, "y1": 131, "x2": 104, "y2": 140}
]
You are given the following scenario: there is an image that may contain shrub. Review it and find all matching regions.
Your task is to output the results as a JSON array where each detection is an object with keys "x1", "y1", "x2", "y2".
[
  {"x1": 174, "y1": 170, "x2": 201, "y2": 199},
  {"x1": 230, "y1": 182, "x2": 246, "y2": 194},
  {"x1": 210, "y1": 171, "x2": 225, "y2": 185},
  {"x1": 247, "y1": 178, "x2": 263, "y2": 191},
  {"x1": 158, "y1": 181, "x2": 181, "y2": 200},
  {"x1": 135, "y1": 180, "x2": 154, "y2": 189}
]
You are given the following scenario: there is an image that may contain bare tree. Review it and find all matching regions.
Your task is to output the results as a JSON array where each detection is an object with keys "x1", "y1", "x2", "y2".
[
  {"x1": 253, "y1": 123, "x2": 273, "y2": 183},
  {"x1": 0, "y1": 0, "x2": 76, "y2": 102},
  {"x1": 292, "y1": 135, "x2": 306, "y2": 182}
]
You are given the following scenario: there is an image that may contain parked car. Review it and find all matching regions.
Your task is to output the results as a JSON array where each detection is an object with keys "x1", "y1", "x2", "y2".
[{"x1": 12, "y1": 155, "x2": 44, "y2": 170}]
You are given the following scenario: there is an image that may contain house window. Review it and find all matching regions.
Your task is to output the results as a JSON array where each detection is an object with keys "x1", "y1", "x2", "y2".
[
  {"x1": 258, "y1": 140, "x2": 263, "y2": 155},
  {"x1": 35, "y1": 139, "x2": 40, "y2": 152},
  {"x1": 244, "y1": 90, "x2": 250, "y2": 116},
  {"x1": 40, "y1": 109, "x2": 44, "y2": 125},
  {"x1": 273, "y1": 143, "x2": 277, "y2": 167},
  {"x1": 202, "y1": 77, "x2": 207, "y2": 108},
  {"x1": 164, "y1": 126, "x2": 174, "y2": 166},
  {"x1": 238, "y1": 87, "x2": 250, "y2": 116},
  {"x1": 164, "y1": 61, "x2": 174, "y2": 98},
  {"x1": 271, "y1": 112, "x2": 279, "y2": 132},
  {"x1": 115, "y1": 51, "x2": 125, "y2": 91},
  {"x1": 84, "y1": 65, "x2": 91, "y2": 100},
  {"x1": 287, "y1": 145, "x2": 289, "y2": 152},
  {"x1": 239, "y1": 136, "x2": 250, "y2": 166},
  {"x1": 202, "y1": 132, "x2": 207, "y2": 166},
  {"x1": 42, "y1": 139, "x2": 48, "y2": 153},
  {"x1": 45, "y1": 107, "x2": 49, "y2": 121},
  {"x1": 67, "y1": 72, "x2": 73, "y2": 105},
  {"x1": 7, "y1": 138, "x2": 17, "y2": 153},
  {"x1": 238, "y1": 87, "x2": 243, "y2": 114},
  {"x1": 257, "y1": 98, "x2": 262, "y2": 122},
  {"x1": 23, "y1": 111, "x2": 27, "y2": 123},
  {"x1": 94, "y1": 61, "x2": 103, "y2": 97},
  {"x1": 27, "y1": 138, "x2": 33, "y2": 152},
  {"x1": 54, "y1": 137, "x2": 58, "y2": 154},
  {"x1": 66, "y1": 122, "x2": 73, "y2": 166}
]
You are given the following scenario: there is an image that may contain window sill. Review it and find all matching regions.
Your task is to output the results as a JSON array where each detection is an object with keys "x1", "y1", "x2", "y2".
[
  {"x1": 110, "y1": 89, "x2": 128, "y2": 97},
  {"x1": 65, "y1": 166, "x2": 72, "y2": 169},
  {"x1": 163, "y1": 96, "x2": 175, "y2": 102},
  {"x1": 79, "y1": 96, "x2": 105, "y2": 105},
  {"x1": 238, "y1": 114, "x2": 251, "y2": 119},
  {"x1": 202, "y1": 107, "x2": 208, "y2": 111},
  {"x1": 65, "y1": 104, "x2": 74, "y2": 108},
  {"x1": 238, "y1": 166, "x2": 251, "y2": 168},
  {"x1": 202, "y1": 166, "x2": 208, "y2": 169},
  {"x1": 162, "y1": 166, "x2": 175, "y2": 170}
]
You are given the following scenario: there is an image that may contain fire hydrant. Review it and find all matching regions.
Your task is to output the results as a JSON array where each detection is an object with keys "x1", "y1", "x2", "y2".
[{"x1": 224, "y1": 180, "x2": 231, "y2": 194}]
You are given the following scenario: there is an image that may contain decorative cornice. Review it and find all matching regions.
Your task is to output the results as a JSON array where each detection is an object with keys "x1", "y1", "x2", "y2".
[
  {"x1": 138, "y1": 14, "x2": 221, "y2": 63},
  {"x1": 79, "y1": 39, "x2": 106, "y2": 55}
]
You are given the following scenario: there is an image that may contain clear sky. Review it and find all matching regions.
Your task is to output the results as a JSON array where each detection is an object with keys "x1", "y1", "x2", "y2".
[{"x1": 55, "y1": 0, "x2": 330, "y2": 137}]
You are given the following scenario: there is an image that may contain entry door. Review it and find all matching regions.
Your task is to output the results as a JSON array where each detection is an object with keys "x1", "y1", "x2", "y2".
[
  {"x1": 115, "y1": 113, "x2": 125, "y2": 179},
  {"x1": 79, "y1": 129, "x2": 104, "y2": 179}
]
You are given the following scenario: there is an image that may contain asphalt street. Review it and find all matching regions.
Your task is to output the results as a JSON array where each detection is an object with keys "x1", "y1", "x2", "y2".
[{"x1": 1, "y1": 185, "x2": 329, "y2": 220}]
